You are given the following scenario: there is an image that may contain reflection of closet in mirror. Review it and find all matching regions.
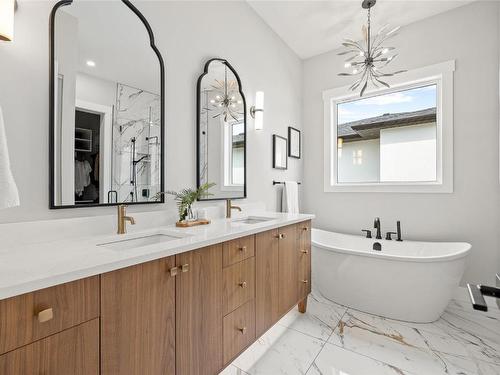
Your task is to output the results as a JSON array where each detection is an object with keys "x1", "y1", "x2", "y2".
[
  {"x1": 50, "y1": 0, "x2": 164, "y2": 208},
  {"x1": 74, "y1": 111, "x2": 100, "y2": 205}
]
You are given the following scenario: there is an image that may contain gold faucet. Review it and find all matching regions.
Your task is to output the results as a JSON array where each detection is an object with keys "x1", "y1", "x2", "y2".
[
  {"x1": 226, "y1": 199, "x2": 242, "y2": 219},
  {"x1": 117, "y1": 205, "x2": 136, "y2": 234}
]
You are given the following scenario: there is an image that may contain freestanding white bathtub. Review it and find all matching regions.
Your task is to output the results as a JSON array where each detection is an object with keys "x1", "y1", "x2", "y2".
[{"x1": 312, "y1": 228, "x2": 471, "y2": 323}]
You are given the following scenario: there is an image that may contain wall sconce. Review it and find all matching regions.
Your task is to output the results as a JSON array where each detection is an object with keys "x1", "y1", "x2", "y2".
[
  {"x1": 250, "y1": 91, "x2": 264, "y2": 130},
  {"x1": 0, "y1": 0, "x2": 15, "y2": 42}
]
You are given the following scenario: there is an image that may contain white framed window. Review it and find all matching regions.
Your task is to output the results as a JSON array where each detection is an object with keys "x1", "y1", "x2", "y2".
[
  {"x1": 323, "y1": 60, "x2": 455, "y2": 193},
  {"x1": 221, "y1": 120, "x2": 245, "y2": 190}
]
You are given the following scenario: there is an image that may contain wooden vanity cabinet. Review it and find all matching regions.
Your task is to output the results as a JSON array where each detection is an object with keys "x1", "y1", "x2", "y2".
[
  {"x1": 0, "y1": 219, "x2": 311, "y2": 375},
  {"x1": 100, "y1": 257, "x2": 176, "y2": 375},
  {"x1": 176, "y1": 244, "x2": 223, "y2": 375}
]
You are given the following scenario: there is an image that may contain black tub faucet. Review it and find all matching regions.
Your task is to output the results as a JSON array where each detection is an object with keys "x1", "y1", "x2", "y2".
[
  {"x1": 374, "y1": 217, "x2": 382, "y2": 239},
  {"x1": 362, "y1": 229, "x2": 372, "y2": 238},
  {"x1": 396, "y1": 221, "x2": 403, "y2": 241}
]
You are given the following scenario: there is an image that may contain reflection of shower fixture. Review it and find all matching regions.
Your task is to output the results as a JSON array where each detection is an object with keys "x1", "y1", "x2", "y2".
[
  {"x1": 146, "y1": 136, "x2": 159, "y2": 145},
  {"x1": 148, "y1": 106, "x2": 154, "y2": 127},
  {"x1": 130, "y1": 137, "x2": 151, "y2": 202},
  {"x1": 209, "y1": 66, "x2": 243, "y2": 122},
  {"x1": 107, "y1": 190, "x2": 118, "y2": 204}
]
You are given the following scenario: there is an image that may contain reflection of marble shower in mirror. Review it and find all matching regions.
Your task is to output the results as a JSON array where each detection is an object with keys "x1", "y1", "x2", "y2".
[{"x1": 112, "y1": 83, "x2": 160, "y2": 203}]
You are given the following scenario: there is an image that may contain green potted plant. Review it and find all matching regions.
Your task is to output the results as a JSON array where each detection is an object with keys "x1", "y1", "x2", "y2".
[{"x1": 154, "y1": 182, "x2": 215, "y2": 222}]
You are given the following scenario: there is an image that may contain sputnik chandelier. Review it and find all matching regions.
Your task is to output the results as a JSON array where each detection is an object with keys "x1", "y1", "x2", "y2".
[
  {"x1": 209, "y1": 66, "x2": 243, "y2": 122},
  {"x1": 338, "y1": 0, "x2": 405, "y2": 96}
]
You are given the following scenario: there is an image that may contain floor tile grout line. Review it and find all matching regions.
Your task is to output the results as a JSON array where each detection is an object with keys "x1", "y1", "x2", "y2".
[
  {"x1": 328, "y1": 304, "x2": 500, "y2": 374},
  {"x1": 431, "y1": 349, "x2": 500, "y2": 368},
  {"x1": 325, "y1": 339, "x2": 422, "y2": 375},
  {"x1": 324, "y1": 308, "x2": 428, "y2": 375},
  {"x1": 303, "y1": 308, "x2": 350, "y2": 375}
]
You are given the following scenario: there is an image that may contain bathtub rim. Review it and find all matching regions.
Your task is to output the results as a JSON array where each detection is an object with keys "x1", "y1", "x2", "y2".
[{"x1": 312, "y1": 228, "x2": 471, "y2": 263}]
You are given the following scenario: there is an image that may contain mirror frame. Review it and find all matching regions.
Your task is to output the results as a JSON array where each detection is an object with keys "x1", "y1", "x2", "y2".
[
  {"x1": 48, "y1": 0, "x2": 165, "y2": 209},
  {"x1": 196, "y1": 58, "x2": 247, "y2": 201}
]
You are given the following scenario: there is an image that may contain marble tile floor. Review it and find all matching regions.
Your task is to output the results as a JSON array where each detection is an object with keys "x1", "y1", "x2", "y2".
[{"x1": 220, "y1": 291, "x2": 500, "y2": 375}]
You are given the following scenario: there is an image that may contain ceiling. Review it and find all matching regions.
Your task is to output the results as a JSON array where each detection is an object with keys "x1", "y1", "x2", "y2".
[
  {"x1": 58, "y1": 1, "x2": 160, "y2": 94},
  {"x1": 247, "y1": 0, "x2": 475, "y2": 59}
]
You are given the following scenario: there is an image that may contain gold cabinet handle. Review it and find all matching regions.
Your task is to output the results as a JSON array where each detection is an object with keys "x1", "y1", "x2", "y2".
[
  {"x1": 239, "y1": 281, "x2": 247, "y2": 289},
  {"x1": 303, "y1": 227, "x2": 309, "y2": 232},
  {"x1": 301, "y1": 249, "x2": 309, "y2": 254},
  {"x1": 37, "y1": 308, "x2": 54, "y2": 323},
  {"x1": 301, "y1": 279, "x2": 308, "y2": 284},
  {"x1": 181, "y1": 264, "x2": 189, "y2": 273},
  {"x1": 238, "y1": 327, "x2": 247, "y2": 335},
  {"x1": 279, "y1": 233, "x2": 285, "y2": 239},
  {"x1": 239, "y1": 246, "x2": 247, "y2": 252},
  {"x1": 170, "y1": 267, "x2": 178, "y2": 277}
]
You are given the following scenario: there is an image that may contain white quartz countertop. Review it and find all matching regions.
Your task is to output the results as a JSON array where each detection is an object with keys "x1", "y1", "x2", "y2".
[{"x1": 0, "y1": 212, "x2": 314, "y2": 300}]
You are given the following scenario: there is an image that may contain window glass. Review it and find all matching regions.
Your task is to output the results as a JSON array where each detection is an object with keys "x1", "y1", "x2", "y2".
[
  {"x1": 336, "y1": 84, "x2": 437, "y2": 183},
  {"x1": 231, "y1": 122, "x2": 244, "y2": 185}
]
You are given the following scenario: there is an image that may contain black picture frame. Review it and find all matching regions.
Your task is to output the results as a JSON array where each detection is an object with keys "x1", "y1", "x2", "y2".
[
  {"x1": 288, "y1": 126, "x2": 301, "y2": 159},
  {"x1": 49, "y1": 0, "x2": 166, "y2": 209},
  {"x1": 273, "y1": 135, "x2": 288, "y2": 170},
  {"x1": 196, "y1": 58, "x2": 247, "y2": 201}
]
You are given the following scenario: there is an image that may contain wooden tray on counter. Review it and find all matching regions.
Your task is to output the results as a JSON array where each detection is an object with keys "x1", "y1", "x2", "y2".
[{"x1": 175, "y1": 219, "x2": 211, "y2": 228}]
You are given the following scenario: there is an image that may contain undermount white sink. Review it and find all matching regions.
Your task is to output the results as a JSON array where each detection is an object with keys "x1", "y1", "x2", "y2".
[
  {"x1": 98, "y1": 231, "x2": 187, "y2": 251},
  {"x1": 231, "y1": 216, "x2": 275, "y2": 225}
]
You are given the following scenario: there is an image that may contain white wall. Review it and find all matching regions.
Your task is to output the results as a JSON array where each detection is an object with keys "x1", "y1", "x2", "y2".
[
  {"x1": 303, "y1": 1, "x2": 500, "y2": 285},
  {"x1": 76, "y1": 73, "x2": 116, "y2": 108},
  {"x1": 380, "y1": 123, "x2": 436, "y2": 182},
  {"x1": 0, "y1": 0, "x2": 302, "y2": 222},
  {"x1": 338, "y1": 139, "x2": 379, "y2": 183}
]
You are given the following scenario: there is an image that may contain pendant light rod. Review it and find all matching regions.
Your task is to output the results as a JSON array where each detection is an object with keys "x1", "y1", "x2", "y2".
[{"x1": 362, "y1": 0, "x2": 376, "y2": 9}]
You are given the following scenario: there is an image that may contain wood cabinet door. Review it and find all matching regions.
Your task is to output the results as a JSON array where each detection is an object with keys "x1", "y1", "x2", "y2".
[
  {"x1": 176, "y1": 245, "x2": 223, "y2": 375},
  {"x1": 0, "y1": 318, "x2": 99, "y2": 375},
  {"x1": 255, "y1": 229, "x2": 280, "y2": 336},
  {"x1": 278, "y1": 224, "x2": 300, "y2": 316},
  {"x1": 101, "y1": 257, "x2": 176, "y2": 375}
]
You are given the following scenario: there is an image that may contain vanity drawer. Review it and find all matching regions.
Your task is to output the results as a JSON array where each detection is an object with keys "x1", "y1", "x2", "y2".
[
  {"x1": 223, "y1": 235, "x2": 255, "y2": 268},
  {"x1": 223, "y1": 257, "x2": 255, "y2": 315},
  {"x1": 0, "y1": 276, "x2": 100, "y2": 355},
  {"x1": 223, "y1": 300, "x2": 256, "y2": 365},
  {"x1": 0, "y1": 318, "x2": 99, "y2": 375}
]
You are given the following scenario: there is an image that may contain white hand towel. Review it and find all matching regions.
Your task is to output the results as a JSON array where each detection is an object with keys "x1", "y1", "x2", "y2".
[
  {"x1": 0, "y1": 106, "x2": 20, "y2": 209},
  {"x1": 282, "y1": 181, "x2": 299, "y2": 213}
]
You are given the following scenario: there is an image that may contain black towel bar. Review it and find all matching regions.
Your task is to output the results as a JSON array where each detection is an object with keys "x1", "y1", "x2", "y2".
[{"x1": 272, "y1": 181, "x2": 301, "y2": 185}]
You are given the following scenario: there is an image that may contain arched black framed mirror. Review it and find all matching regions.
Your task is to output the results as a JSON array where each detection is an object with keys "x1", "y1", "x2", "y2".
[
  {"x1": 49, "y1": 0, "x2": 165, "y2": 208},
  {"x1": 196, "y1": 58, "x2": 247, "y2": 201}
]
